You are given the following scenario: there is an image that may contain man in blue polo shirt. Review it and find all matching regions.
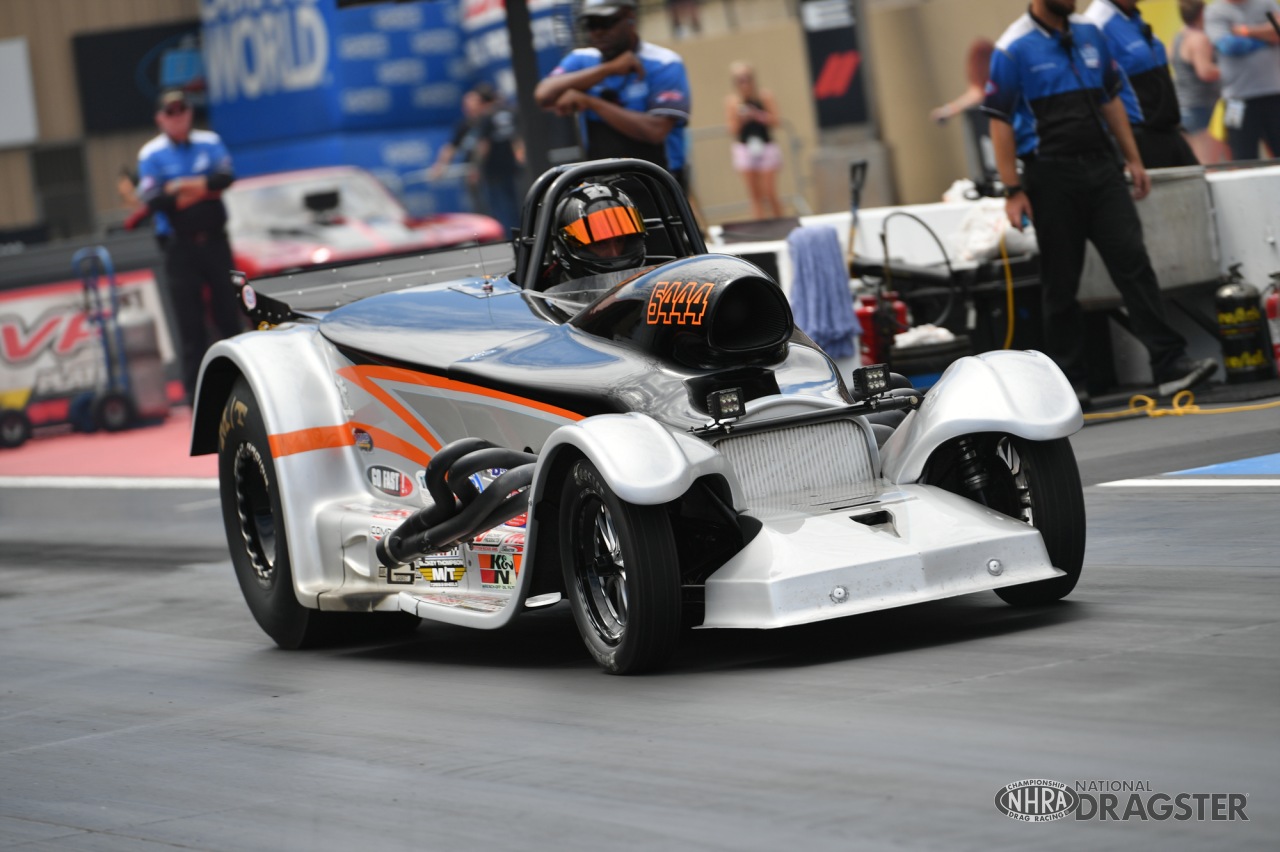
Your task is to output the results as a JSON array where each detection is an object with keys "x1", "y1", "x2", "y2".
[
  {"x1": 1084, "y1": 0, "x2": 1199, "y2": 166},
  {"x1": 534, "y1": 0, "x2": 691, "y2": 188},
  {"x1": 137, "y1": 88, "x2": 242, "y2": 403},
  {"x1": 984, "y1": 0, "x2": 1216, "y2": 400}
]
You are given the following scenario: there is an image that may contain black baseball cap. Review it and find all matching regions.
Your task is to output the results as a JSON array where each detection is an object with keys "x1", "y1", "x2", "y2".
[
  {"x1": 156, "y1": 88, "x2": 190, "y2": 111},
  {"x1": 578, "y1": 0, "x2": 635, "y2": 18}
]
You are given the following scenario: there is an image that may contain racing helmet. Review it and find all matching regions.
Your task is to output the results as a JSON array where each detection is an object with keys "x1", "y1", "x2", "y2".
[{"x1": 553, "y1": 183, "x2": 647, "y2": 278}]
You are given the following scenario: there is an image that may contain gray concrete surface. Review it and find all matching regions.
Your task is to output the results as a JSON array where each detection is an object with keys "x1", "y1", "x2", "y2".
[{"x1": 1, "y1": 410, "x2": 1276, "y2": 851}]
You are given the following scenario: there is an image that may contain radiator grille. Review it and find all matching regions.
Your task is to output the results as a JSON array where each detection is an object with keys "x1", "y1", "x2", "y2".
[{"x1": 713, "y1": 419, "x2": 878, "y2": 509}]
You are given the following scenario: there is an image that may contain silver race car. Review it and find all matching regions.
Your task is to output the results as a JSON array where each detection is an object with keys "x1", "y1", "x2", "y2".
[{"x1": 191, "y1": 159, "x2": 1085, "y2": 674}]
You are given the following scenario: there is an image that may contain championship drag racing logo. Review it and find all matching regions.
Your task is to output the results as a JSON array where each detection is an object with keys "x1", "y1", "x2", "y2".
[
  {"x1": 994, "y1": 780, "x2": 1078, "y2": 822},
  {"x1": 994, "y1": 779, "x2": 1249, "y2": 822}
]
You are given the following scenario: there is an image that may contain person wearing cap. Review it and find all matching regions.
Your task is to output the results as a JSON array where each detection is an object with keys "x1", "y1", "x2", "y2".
[
  {"x1": 534, "y1": 0, "x2": 691, "y2": 188},
  {"x1": 137, "y1": 89, "x2": 241, "y2": 404}
]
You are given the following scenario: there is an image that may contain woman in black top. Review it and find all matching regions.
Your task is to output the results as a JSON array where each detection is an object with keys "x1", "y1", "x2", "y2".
[{"x1": 725, "y1": 61, "x2": 782, "y2": 219}]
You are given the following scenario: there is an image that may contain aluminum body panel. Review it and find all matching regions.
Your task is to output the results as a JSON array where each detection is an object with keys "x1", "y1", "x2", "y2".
[
  {"x1": 702, "y1": 484, "x2": 1061, "y2": 629},
  {"x1": 537, "y1": 413, "x2": 741, "y2": 508},
  {"x1": 880, "y1": 350, "x2": 1082, "y2": 485}
]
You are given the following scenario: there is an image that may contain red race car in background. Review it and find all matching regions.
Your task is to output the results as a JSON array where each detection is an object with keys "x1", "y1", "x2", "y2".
[{"x1": 222, "y1": 166, "x2": 505, "y2": 279}]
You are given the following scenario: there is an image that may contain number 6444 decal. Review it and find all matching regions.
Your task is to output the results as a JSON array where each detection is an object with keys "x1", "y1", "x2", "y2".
[{"x1": 646, "y1": 281, "x2": 715, "y2": 326}]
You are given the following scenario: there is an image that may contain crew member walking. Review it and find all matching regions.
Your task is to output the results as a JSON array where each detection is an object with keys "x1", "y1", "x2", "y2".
[
  {"x1": 984, "y1": 0, "x2": 1216, "y2": 399},
  {"x1": 137, "y1": 89, "x2": 241, "y2": 403},
  {"x1": 1084, "y1": 0, "x2": 1200, "y2": 166}
]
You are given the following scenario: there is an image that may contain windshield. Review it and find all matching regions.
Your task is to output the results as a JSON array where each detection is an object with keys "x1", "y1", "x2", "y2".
[{"x1": 225, "y1": 171, "x2": 404, "y2": 235}]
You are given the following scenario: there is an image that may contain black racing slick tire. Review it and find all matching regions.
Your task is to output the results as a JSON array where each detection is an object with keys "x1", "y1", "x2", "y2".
[
  {"x1": 560, "y1": 458, "x2": 682, "y2": 675},
  {"x1": 927, "y1": 434, "x2": 1086, "y2": 606},
  {"x1": 218, "y1": 378, "x2": 335, "y2": 649}
]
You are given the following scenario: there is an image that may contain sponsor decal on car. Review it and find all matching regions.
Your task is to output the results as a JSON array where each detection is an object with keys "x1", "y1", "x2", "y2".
[
  {"x1": 469, "y1": 529, "x2": 510, "y2": 551},
  {"x1": 478, "y1": 552, "x2": 520, "y2": 589},
  {"x1": 368, "y1": 465, "x2": 414, "y2": 497},
  {"x1": 354, "y1": 429, "x2": 374, "y2": 452},
  {"x1": 413, "y1": 547, "x2": 465, "y2": 586},
  {"x1": 387, "y1": 564, "x2": 417, "y2": 585},
  {"x1": 417, "y1": 562, "x2": 465, "y2": 586}
]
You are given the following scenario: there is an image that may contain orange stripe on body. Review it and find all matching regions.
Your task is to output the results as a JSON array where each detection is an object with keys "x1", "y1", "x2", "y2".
[
  {"x1": 339, "y1": 365, "x2": 584, "y2": 426},
  {"x1": 267, "y1": 367, "x2": 584, "y2": 461},
  {"x1": 353, "y1": 423, "x2": 434, "y2": 469},
  {"x1": 269, "y1": 425, "x2": 355, "y2": 457}
]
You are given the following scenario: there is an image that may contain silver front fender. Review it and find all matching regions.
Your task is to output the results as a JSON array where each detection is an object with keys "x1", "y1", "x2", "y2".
[
  {"x1": 533, "y1": 412, "x2": 742, "y2": 508},
  {"x1": 880, "y1": 350, "x2": 1082, "y2": 485}
]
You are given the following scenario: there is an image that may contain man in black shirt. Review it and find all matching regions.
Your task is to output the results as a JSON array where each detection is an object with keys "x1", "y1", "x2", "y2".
[
  {"x1": 137, "y1": 89, "x2": 242, "y2": 402},
  {"x1": 985, "y1": 0, "x2": 1216, "y2": 400}
]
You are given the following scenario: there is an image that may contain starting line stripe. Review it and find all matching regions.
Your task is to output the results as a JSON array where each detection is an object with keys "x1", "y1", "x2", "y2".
[
  {"x1": 0, "y1": 476, "x2": 218, "y2": 490},
  {"x1": 1097, "y1": 478, "x2": 1280, "y2": 488}
]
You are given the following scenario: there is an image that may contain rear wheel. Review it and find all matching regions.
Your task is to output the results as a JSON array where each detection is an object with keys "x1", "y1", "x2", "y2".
[
  {"x1": 926, "y1": 434, "x2": 1085, "y2": 605},
  {"x1": 560, "y1": 458, "x2": 681, "y2": 674}
]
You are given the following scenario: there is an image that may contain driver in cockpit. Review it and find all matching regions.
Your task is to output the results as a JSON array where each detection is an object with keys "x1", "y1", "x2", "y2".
[{"x1": 543, "y1": 182, "x2": 648, "y2": 289}]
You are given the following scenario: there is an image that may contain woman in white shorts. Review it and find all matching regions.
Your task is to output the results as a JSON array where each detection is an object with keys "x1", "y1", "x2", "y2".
[{"x1": 725, "y1": 62, "x2": 783, "y2": 219}]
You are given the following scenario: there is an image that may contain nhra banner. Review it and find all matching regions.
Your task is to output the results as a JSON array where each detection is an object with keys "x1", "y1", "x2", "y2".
[
  {"x1": 0, "y1": 274, "x2": 175, "y2": 427},
  {"x1": 202, "y1": 0, "x2": 468, "y2": 147}
]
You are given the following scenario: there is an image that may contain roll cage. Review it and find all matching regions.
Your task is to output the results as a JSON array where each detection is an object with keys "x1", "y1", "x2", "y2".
[{"x1": 513, "y1": 158, "x2": 707, "y2": 290}]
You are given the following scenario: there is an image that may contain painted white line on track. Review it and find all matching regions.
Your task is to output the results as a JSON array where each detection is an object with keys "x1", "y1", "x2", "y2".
[
  {"x1": 1097, "y1": 478, "x2": 1280, "y2": 488},
  {"x1": 0, "y1": 476, "x2": 218, "y2": 490}
]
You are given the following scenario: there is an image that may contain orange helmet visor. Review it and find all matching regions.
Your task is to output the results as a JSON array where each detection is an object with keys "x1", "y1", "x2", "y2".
[{"x1": 561, "y1": 205, "x2": 644, "y2": 247}]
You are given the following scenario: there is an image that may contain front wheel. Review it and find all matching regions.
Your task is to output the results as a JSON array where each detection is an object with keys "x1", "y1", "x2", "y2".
[
  {"x1": 560, "y1": 458, "x2": 682, "y2": 674},
  {"x1": 219, "y1": 378, "x2": 329, "y2": 648},
  {"x1": 926, "y1": 434, "x2": 1085, "y2": 606},
  {"x1": 218, "y1": 379, "x2": 419, "y2": 648}
]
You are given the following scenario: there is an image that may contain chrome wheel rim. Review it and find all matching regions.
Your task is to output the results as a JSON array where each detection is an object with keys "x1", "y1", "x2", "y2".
[
  {"x1": 233, "y1": 442, "x2": 277, "y2": 587},
  {"x1": 573, "y1": 494, "x2": 627, "y2": 645},
  {"x1": 994, "y1": 437, "x2": 1034, "y2": 525}
]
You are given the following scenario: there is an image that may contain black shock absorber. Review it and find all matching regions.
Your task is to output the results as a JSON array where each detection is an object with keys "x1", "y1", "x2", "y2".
[{"x1": 956, "y1": 436, "x2": 989, "y2": 494}]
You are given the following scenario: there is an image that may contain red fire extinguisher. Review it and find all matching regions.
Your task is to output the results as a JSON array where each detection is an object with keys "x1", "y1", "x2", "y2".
[
  {"x1": 856, "y1": 292, "x2": 909, "y2": 365},
  {"x1": 1266, "y1": 273, "x2": 1280, "y2": 376}
]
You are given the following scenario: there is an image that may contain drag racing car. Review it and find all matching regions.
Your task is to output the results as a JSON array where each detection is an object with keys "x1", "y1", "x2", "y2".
[
  {"x1": 223, "y1": 165, "x2": 505, "y2": 279},
  {"x1": 190, "y1": 158, "x2": 1086, "y2": 674}
]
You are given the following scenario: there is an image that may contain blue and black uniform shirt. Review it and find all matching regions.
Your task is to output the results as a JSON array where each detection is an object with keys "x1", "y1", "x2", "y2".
[
  {"x1": 137, "y1": 129, "x2": 235, "y2": 240},
  {"x1": 983, "y1": 12, "x2": 1135, "y2": 158},
  {"x1": 549, "y1": 41, "x2": 691, "y2": 171},
  {"x1": 1083, "y1": 0, "x2": 1180, "y2": 130}
]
